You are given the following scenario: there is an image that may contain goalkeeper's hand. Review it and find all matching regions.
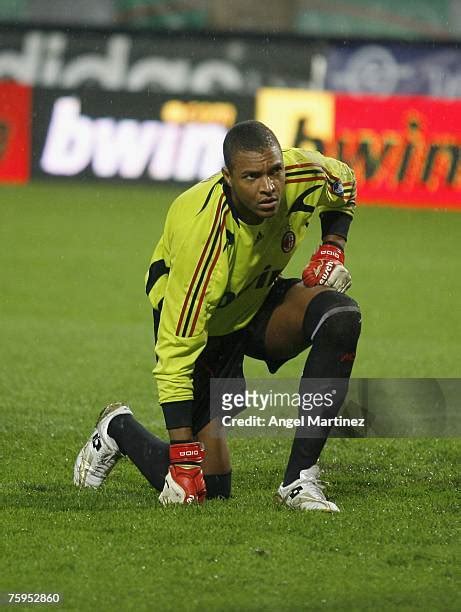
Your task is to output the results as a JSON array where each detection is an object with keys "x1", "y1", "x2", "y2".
[
  {"x1": 159, "y1": 442, "x2": 206, "y2": 505},
  {"x1": 302, "y1": 244, "x2": 351, "y2": 293}
]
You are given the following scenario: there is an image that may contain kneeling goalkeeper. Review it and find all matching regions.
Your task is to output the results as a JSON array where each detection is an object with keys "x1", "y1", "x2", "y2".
[{"x1": 74, "y1": 120, "x2": 361, "y2": 512}]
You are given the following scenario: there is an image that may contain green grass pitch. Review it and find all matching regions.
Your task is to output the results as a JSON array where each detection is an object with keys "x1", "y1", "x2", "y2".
[{"x1": 1, "y1": 182, "x2": 460, "y2": 611}]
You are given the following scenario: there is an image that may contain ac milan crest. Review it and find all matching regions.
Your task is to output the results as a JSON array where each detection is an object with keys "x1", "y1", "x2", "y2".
[{"x1": 281, "y1": 230, "x2": 296, "y2": 253}]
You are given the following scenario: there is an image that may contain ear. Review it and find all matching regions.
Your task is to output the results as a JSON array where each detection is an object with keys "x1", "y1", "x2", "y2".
[{"x1": 222, "y1": 166, "x2": 231, "y2": 187}]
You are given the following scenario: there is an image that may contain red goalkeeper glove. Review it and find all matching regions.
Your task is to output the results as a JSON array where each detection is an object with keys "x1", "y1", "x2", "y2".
[
  {"x1": 159, "y1": 442, "x2": 206, "y2": 505},
  {"x1": 302, "y1": 244, "x2": 352, "y2": 293}
]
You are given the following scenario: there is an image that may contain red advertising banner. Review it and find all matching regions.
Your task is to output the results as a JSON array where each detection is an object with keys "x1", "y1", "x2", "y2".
[
  {"x1": 257, "y1": 89, "x2": 461, "y2": 209},
  {"x1": 334, "y1": 95, "x2": 461, "y2": 208},
  {"x1": 0, "y1": 82, "x2": 32, "y2": 183}
]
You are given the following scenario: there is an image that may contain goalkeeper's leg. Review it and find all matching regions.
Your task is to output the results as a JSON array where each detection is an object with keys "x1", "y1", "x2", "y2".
[
  {"x1": 249, "y1": 281, "x2": 361, "y2": 510},
  {"x1": 107, "y1": 413, "x2": 232, "y2": 499},
  {"x1": 76, "y1": 331, "x2": 239, "y2": 499},
  {"x1": 107, "y1": 413, "x2": 169, "y2": 490},
  {"x1": 261, "y1": 285, "x2": 361, "y2": 476},
  {"x1": 279, "y1": 289, "x2": 361, "y2": 485}
]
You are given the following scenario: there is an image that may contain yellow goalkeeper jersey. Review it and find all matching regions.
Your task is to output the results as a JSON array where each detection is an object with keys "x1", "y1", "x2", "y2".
[{"x1": 146, "y1": 148, "x2": 356, "y2": 404}]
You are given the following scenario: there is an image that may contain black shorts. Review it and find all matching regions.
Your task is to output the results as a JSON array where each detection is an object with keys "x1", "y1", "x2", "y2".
[{"x1": 190, "y1": 277, "x2": 300, "y2": 434}]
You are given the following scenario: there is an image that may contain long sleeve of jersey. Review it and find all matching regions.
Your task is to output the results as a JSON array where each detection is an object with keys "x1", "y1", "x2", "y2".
[
  {"x1": 316, "y1": 157, "x2": 356, "y2": 216},
  {"x1": 146, "y1": 184, "x2": 230, "y2": 407}
]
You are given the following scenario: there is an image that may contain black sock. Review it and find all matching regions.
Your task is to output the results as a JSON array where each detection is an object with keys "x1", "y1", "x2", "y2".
[
  {"x1": 108, "y1": 414, "x2": 169, "y2": 491},
  {"x1": 204, "y1": 472, "x2": 232, "y2": 499},
  {"x1": 283, "y1": 295, "x2": 361, "y2": 485}
]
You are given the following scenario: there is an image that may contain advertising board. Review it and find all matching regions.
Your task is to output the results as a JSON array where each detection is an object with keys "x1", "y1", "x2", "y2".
[
  {"x1": 0, "y1": 26, "x2": 328, "y2": 95},
  {"x1": 32, "y1": 89, "x2": 254, "y2": 182},
  {"x1": 0, "y1": 82, "x2": 32, "y2": 183},
  {"x1": 257, "y1": 88, "x2": 461, "y2": 208},
  {"x1": 1, "y1": 27, "x2": 460, "y2": 98}
]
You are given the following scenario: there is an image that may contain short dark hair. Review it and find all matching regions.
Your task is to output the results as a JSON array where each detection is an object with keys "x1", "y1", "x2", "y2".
[{"x1": 223, "y1": 120, "x2": 281, "y2": 169}]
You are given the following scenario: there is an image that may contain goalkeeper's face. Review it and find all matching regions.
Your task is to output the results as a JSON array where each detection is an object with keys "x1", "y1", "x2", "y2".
[{"x1": 223, "y1": 146, "x2": 285, "y2": 225}]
